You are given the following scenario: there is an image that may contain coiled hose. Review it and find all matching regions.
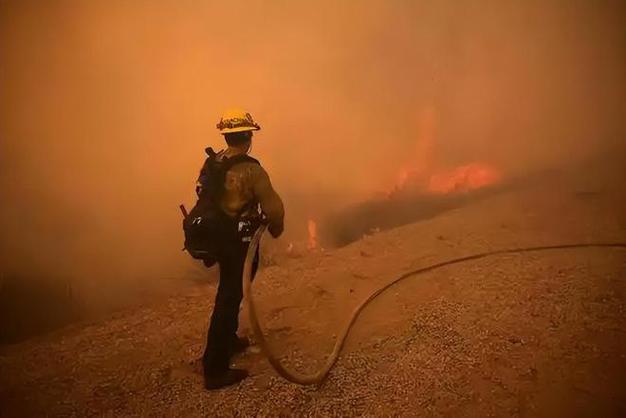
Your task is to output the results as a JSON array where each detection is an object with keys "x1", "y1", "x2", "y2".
[{"x1": 242, "y1": 224, "x2": 626, "y2": 385}]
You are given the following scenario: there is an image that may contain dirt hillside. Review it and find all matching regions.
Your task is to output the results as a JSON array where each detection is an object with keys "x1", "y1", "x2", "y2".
[{"x1": 1, "y1": 167, "x2": 625, "y2": 417}]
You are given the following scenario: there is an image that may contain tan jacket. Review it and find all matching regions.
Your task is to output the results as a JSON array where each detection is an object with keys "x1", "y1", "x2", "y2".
[{"x1": 218, "y1": 149, "x2": 285, "y2": 238}]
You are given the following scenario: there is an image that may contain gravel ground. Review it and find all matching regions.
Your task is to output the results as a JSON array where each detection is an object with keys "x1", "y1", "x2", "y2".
[{"x1": 1, "y1": 170, "x2": 625, "y2": 417}]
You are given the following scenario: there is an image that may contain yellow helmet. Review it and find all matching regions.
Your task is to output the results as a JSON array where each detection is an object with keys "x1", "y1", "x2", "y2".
[{"x1": 216, "y1": 108, "x2": 261, "y2": 134}]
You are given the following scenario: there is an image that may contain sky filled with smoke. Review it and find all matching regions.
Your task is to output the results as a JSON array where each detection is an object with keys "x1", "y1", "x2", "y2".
[{"x1": 1, "y1": 0, "x2": 625, "y2": 284}]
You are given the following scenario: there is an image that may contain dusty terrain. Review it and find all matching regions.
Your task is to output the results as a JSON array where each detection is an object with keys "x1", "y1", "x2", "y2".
[{"x1": 1, "y1": 166, "x2": 625, "y2": 417}]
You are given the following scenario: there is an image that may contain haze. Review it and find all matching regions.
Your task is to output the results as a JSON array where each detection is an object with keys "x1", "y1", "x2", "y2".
[{"x1": 1, "y1": 0, "x2": 624, "y2": 289}]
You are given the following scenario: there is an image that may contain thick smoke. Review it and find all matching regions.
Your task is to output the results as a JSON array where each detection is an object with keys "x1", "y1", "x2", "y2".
[{"x1": 1, "y1": 1, "x2": 625, "y2": 290}]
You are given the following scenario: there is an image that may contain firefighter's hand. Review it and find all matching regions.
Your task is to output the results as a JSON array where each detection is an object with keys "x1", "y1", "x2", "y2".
[
  {"x1": 259, "y1": 212, "x2": 283, "y2": 238},
  {"x1": 268, "y1": 223, "x2": 284, "y2": 238}
]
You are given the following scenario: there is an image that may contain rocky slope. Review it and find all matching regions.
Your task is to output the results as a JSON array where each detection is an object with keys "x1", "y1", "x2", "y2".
[{"x1": 1, "y1": 166, "x2": 625, "y2": 417}]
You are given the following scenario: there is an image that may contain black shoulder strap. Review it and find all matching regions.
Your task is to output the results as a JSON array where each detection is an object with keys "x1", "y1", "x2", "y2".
[
  {"x1": 205, "y1": 147, "x2": 218, "y2": 159},
  {"x1": 220, "y1": 154, "x2": 260, "y2": 172},
  {"x1": 196, "y1": 149, "x2": 261, "y2": 208},
  {"x1": 199, "y1": 149, "x2": 259, "y2": 176}
]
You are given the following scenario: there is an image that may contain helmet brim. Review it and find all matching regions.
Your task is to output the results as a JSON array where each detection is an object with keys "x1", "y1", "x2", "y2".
[{"x1": 219, "y1": 126, "x2": 261, "y2": 134}]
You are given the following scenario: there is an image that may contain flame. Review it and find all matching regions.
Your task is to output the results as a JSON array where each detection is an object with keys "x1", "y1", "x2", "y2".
[
  {"x1": 396, "y1": 168, "x2": 410, "y2": 190},
  {"x1": 385, "y1": 107, "x2": 436, "y2": 196},
  {"x1": 389, "y1": 162, "x2": 500, "y2": 196},
  {"x1": 388, "y1": 168, "x2": 416, "y2": 196},
  {"x1": 385, "y1": 107, "x2": 502, "y2": 197},
  {"x1": 307, "y1": 219, "x2": 318, "y2": 250},
  {"x1": 427, "y1": 163, "x2": 501, "y2": 194}
]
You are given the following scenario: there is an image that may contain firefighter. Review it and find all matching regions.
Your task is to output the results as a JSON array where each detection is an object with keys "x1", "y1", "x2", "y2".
[{"x1": 201, "y1": 108, "x2": 285, "y2": 389}]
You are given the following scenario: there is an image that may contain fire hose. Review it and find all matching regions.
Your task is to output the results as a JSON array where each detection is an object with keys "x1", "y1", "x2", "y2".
[{"x1": 242, "y1": 224, "x2": 626, "y2": 385}]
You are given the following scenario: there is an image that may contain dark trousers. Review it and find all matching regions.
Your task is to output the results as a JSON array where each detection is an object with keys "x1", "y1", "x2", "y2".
[{"x1": 202, "y1": 234, "x2": 259, "y2": 375}]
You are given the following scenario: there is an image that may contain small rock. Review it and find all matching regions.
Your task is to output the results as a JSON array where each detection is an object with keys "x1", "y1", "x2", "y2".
[{"x1": 507, "y1": 336, "x2": 523, "y2": 344}]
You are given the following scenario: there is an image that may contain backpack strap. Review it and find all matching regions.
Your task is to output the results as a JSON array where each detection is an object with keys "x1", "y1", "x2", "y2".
[
  {"x1": 196, "y1": 148, "x2": 218, "y2": 198},
  {"x1": 198, "y1": 148, "x2": 261, "y2": 216},
  {"x1": 220, "y1": 153, "x2": 260, "y2": 171},
  {"x1": 197, "y1": 149, "x2": 259, "y2": 189},
  {"x1": 204, "y1": 147, "x2": 259, "y2": 169},
  {"x1": 204, "y1": 147, "x2": 218, "y2": 159}
]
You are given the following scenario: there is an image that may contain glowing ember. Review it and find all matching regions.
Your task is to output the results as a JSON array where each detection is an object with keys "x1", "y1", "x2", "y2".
[
  {"x1": 307, "y1": 219, "x2": 318, "y2": 250},
  {"x1": 427, "y1": 163, "x2": 501, "y2": 194}
]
